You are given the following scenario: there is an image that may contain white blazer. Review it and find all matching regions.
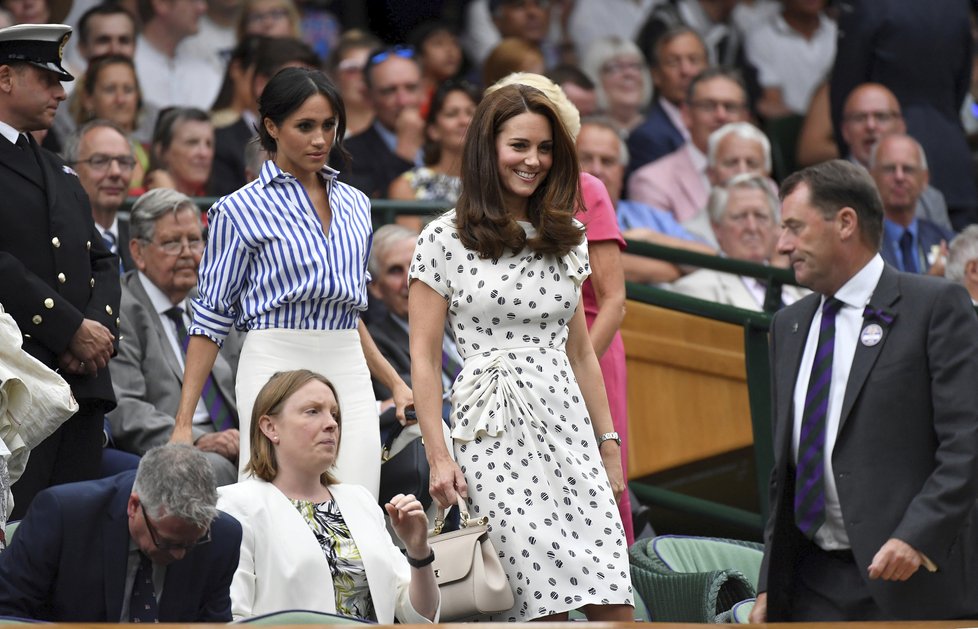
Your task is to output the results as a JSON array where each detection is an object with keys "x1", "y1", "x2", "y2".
[{"x1": 217, "y1": 478, "x2": 438, "y2": 623}]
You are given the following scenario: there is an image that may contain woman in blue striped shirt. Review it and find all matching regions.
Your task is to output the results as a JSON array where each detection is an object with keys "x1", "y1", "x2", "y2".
[{"x1": 171, "y1": 67, "x2": 413, "y2": 496}]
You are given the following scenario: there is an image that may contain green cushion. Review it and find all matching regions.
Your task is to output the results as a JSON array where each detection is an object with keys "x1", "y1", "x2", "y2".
[{"x1": 651, "y1": 535, "x2": 762, "y2": 589}]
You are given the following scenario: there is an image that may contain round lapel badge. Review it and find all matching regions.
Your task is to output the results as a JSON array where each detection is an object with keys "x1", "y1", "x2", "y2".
[{"x1": 861, "y1": 323, "x2": 883, "y2": 346}]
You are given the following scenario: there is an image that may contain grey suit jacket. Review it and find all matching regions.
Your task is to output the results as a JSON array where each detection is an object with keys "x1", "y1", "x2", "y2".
[
  {"x1": 106, "y1": 271, "x2": 243, "y2": 454},
  {"x1": 760, "y1": 265, "x2": 978, "y2": 619}
]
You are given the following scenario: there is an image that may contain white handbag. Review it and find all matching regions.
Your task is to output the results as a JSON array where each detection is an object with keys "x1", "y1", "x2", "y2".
[{"x1": 429, "y1": 496, "x2": 515, "y2": 621}]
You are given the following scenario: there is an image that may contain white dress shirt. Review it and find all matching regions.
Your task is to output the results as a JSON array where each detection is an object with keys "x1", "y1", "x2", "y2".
[
  {"x1": 791, "y1": 254, "x2": 884, "y2": 549},
  {"x1": 134, "y1": 35, "x2": 223, "y2": 111}
]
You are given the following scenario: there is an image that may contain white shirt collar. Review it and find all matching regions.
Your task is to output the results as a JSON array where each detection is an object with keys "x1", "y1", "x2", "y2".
[
  {"x1": 137, "y1": 271, "x2": 184, "y2": 315},
  {"x1": 95, "y1": 216, "x2": 120, "y2": 241},
  {"x1": 0, "y1": 120, "x2": 22, "y2": 145},
  {"x1": 832, "y1": 253, "x2": 885, "y2": 310}
]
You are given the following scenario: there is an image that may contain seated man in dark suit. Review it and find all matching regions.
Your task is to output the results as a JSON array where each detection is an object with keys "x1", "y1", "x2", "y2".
[
  {"x1": 626, "y1": 26, "x2": 709, "y2": 181},
  {"x1": 337, "y1": 46, "x2": 424, "y2": 198},
  {"x1": 0, "y1": 444, "x2": 241, "y2": 622},
  {"x1": 869, "y1": 134, "x2": 954, "y2": 276},
  {"x1": 107, "y1": 188, "x2": 241, "y2": 486},
  {"x1": 367, "y1": 224, "x2": 458, "y2": 421}
]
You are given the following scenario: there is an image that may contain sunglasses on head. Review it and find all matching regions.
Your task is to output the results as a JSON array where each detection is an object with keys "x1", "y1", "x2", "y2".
[{"x1": 367, "y1": 45, "x2": 415, "y2": 67}]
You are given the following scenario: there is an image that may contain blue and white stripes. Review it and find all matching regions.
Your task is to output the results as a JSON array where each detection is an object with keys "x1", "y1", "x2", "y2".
[{"x1": 190, "y1": 161, "x2": 373, "y2": 346}]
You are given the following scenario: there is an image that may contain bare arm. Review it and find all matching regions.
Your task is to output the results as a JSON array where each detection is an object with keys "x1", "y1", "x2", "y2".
[
  {"x1": 796, "y1": 81, "x2": 840, "y2": 167},
  {"x1": 586, "y1": 240, "x2": 626, "y2": 358},
  {"x1": 408, "y1": 279, "x2": 467, "y2": 506},
  {"x1": 172, "y1": 335, "x2": 221, "y2": 443},
  {"x1": 565, "y1": 303, "x2": 623, "y2": 503},
  {"x1": 388, "y1": 174, "x2": 416, "y2": 201},
  {"x1": 358, "y1": 320, "x2": 413, "y2": 423}
]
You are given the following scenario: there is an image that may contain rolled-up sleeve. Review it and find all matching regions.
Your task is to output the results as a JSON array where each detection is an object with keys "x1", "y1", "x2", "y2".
[{"x1": 190, "y1": 205, "x2": 250, "y2": 347}]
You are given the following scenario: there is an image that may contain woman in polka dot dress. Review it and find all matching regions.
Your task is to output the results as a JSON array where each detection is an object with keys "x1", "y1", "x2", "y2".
[{"x1": 408, "y1": 84, "x2": 633, "y2": 622}]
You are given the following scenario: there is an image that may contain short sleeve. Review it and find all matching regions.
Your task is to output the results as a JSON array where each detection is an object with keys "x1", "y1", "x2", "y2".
[
  {"x1": 408, "y1": 215, "x2": 454, "y2": 300},
  {"x1": 577, "y1": 173, "x2": 625, "y2": 248},
  {"x1": 562, "y1": 225, "x2": 591, "y2": 287}
]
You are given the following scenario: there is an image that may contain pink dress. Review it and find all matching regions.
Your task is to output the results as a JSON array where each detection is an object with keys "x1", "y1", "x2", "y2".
[{"x1": 577, "y1": 172, "x2": 634, "y2": 544}]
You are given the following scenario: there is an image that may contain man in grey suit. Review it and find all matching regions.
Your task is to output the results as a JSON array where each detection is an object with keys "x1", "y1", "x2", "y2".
[
  {"x1": 107, "y1": 188, "x2": 241, "y2": 486},
  {"x1": 750, "y1": 160, "x2": 978, "y2": 621}
]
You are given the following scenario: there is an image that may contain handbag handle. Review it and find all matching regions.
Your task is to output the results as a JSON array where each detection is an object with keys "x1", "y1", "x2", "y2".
[{"x1": 431, "y1": 495, "x2": 487, "y2": 535}]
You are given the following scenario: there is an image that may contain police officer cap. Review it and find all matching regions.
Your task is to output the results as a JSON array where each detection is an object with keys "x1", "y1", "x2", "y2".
[{"x1": 0, "y1": 24, "x2": 73, "y2": 82}]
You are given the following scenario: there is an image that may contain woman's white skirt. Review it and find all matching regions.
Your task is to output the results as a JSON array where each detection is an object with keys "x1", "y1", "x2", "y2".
[{"x1": 234, "y1": 328, "x2": 380, "y2": 498}]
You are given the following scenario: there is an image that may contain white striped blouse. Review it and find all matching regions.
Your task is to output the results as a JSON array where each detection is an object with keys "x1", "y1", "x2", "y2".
[{"x1": 189, "y1": 161, "x2": 373, "y2": 346}]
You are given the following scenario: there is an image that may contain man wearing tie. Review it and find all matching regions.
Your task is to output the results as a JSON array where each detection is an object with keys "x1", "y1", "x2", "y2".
[
  {"x1": 0, "y1": 23, "x2": 120, "y2": 518},
  {"x1": 62, "y1": 119, "x2": 137, "y2": 272},
  {"x1": 869, "y1": 133, "x2": 954, "y2": 277},
  {"x1": 0, "y1": 444, "x2": 241, "y2": 622},
  {"x1": 107, "y1": 188, "x2": 241, "y2": 486},
  {"x1": 750, "y1": 160, "x2": 978, "y2": 621}
]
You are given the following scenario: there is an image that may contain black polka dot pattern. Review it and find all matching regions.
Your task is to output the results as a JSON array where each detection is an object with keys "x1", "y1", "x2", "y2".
[{"x1": 408, "y1": 213, "x2": 633, "y2": 620}]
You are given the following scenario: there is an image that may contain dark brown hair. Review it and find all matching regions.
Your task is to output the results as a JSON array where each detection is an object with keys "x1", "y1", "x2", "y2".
[
  {"x1": 246, "y1": 369, "x2": 342, "y2": 486},
  {"x1": 780, "y1": 159, "x2": 884, "y2": 250},
  {"x1": 456, "y1": 84, "x2": 583, "y2": 259}
]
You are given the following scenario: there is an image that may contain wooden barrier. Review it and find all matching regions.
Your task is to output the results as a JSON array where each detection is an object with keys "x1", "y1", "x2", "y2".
[{"x1": 621, "y1": 299, "x2": 754, "y2": 479}]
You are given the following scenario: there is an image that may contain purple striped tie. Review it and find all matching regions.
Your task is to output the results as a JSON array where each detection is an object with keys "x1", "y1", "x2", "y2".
[
  {"x1": 164, "y1": 307, "x2": 237, "y2": 432},
  {"x1": 795, "y1": 296, "x2": 843, "y2": 538}
]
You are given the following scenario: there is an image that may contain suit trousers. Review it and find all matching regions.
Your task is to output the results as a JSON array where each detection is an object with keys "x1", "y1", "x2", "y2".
[
  {"x1": 789, "y1": 536, "x2": 885, "y2": 621},
  {"x1": 11, "y1": 401, "x2": 104, "y2": 519}
]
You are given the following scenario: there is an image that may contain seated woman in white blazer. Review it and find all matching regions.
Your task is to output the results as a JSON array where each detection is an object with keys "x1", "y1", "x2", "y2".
[{"x1": 217, "y1": 370, "x2": 439, "y2": 622}]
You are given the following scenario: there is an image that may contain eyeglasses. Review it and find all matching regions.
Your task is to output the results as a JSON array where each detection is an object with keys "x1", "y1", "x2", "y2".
[
  {"x1": 367, "y1": 45, "x2": 415, "y2": 68},
  {"x1": 601, "y1": 60, "x2": 643, "y2": 75},
  {"x1": 843, "y1": 110, "x2": 901, "y2": 125},
  {"x1": 142, "y1": 236, "x2": 205, "y2": 256},
  {"x1": 688, "y1": 99, "x2": 747, "y2": 115},
  {"x1": 246, "y1": 7, "x2": 289, "y2": 24},
  {"x1": 141, "y1": 503, "x2": 211, "y2": 552},
  {"x1": 73, "y1": 154, "x2": 137, "y2": 172}
]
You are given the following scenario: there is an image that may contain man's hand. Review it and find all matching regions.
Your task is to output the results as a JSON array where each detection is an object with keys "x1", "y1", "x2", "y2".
[
  {"x1": 68, "y1": 318, "x2": 114, "y2": 370},
  {"x1": 748, "y1": 592, "x2": 767, "y2": 623},
  {"x1": 195, "y1": 429, "x2": 240, "y2": 462},
  {"x1": 393, "y1": 106, "x2": 425, "y2": 162},
  {"x1": 58, "y1": 350, "x2": 92, "y2": 375},
  {"x1": 868, "y1": 538, "x2": 923, "y2": 581}
]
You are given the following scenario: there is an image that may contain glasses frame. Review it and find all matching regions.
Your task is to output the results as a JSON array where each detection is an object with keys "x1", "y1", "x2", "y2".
[
  {"x1": 72, "y1": 154, "x2": 137, "y2": 172},
  {"x1": 140, "y1": 503, "x2": 211, "y2": 552},
  {"x1": 140, "y1": 236, "x2": 205, "y2": 256}
]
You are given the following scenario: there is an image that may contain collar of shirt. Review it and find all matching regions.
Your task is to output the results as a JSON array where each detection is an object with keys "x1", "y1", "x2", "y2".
[
  {"x1": 258, "y1": 159, "x2": 339, "y2": 188},
  {"x1": 833, "y1": 253, "x2": 885, "y2": 311},
  {"x1": 95, "y1": 216, "x2": 121, "y2": 244},
  {"x1": 883, "y1": 216, "x2": 919, "y2": 245},
  {"x1": 659, "y1": 97, "x2": 691, "y2": 141},
  {"x1": 0, "y1": 120, "x2": 20, "y2": 145},
  {"x1": 138, "y1": 271, "x2": 185, "y2": 320},
  {"x1": 771, "y1": 11, "x2": 832, "y2": 39}
]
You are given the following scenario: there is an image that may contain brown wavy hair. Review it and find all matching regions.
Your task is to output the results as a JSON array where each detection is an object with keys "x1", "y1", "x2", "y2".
[{"x1": 456, "y1": 84, "x2": 583, "y2": 259}]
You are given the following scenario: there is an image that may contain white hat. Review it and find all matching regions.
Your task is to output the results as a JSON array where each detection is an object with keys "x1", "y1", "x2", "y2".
[{"x1": 0, "y1": 23, "x2": 73, "y2": 82}]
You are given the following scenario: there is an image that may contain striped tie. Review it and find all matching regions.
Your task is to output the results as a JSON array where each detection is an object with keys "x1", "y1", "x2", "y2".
[
  {"x1": 795, "y1": 296, "x2": 843, "y2": 538},
  {"x1": 164, "y1": 307, "x2": 237, "y2": 432}
]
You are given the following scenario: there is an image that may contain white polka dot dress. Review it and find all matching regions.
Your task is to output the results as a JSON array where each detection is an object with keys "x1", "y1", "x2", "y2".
[{"x1": 409, "y1": 212, "x2": 633, "y2": 621}]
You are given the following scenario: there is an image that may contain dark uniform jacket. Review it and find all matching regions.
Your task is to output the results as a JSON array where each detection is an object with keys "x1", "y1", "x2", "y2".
[{"x1": 0, "y1": 133, "x2": 120, "y2": 408}]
